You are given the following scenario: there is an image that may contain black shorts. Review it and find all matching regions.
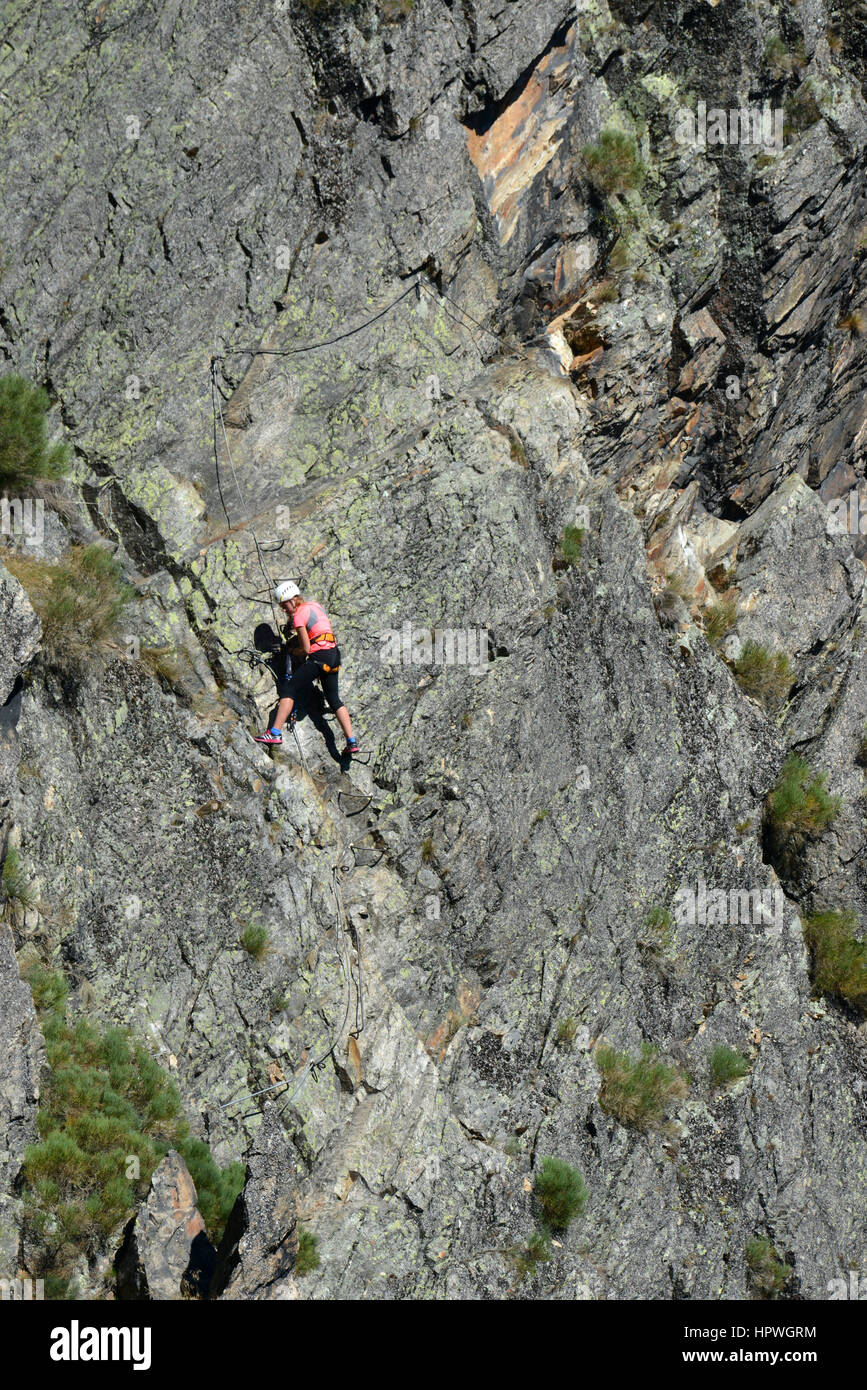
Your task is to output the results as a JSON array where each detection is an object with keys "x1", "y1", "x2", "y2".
[{"x1": 276, "y1": 647, "x2": 344, "y2": 713}]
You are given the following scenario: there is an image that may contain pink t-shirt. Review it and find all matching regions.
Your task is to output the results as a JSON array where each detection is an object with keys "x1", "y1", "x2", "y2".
[{"x1": 293, "y1": 599, "x2": 336, "y2": 651}]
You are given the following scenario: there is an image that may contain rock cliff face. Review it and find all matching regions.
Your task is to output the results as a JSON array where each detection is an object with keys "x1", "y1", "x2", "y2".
[{"x1": 1, "y1": 0, "x2": 867, "y2": 1299}]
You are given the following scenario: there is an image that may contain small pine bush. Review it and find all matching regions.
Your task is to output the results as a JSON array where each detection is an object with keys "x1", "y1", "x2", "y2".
[
  {"x1": 534, "y1": 1156, "x2": 588, "y2": 1230},
  {"x1": 554, "y1": 524, "x2": 586, "y2": 570},
  {"x1": 746, "y1": 1236, "x2": 791, "y2": 1296},
  {"x1": 764, "y1": 33, "x2": 805, "y2": 77},
  {"x1": 644, "y1": 905, "x2": 673, "y2": 937},
  {"x1": 0, "y1": 373, "x2": 69, "y2": 494},
  {"x1": 583, "y1": 129, "x2": 645, "y2": 196},
  {"x1": 732, "y1": 640, "x2": 793, "y2": 712},
  {"x1": 4, "y1": 545, "x2": 134, "y2": 664},
  {"x1": 703, "y1": 595, "x2": 738, "y2": 647},
  {"x1": 709, "y1": 1044, "x2": 751, "y2": 1087},
  {"x1": 241, "y1": 924, "x2": 269, "y2": 960},
  {"x1": 556, "y1": 1016, "x2": 578, "y2": 1047},
  {"x1": 765, "y1": 755, "x2": 840, "y2": 843},
  {"x1": 296, "y1": 1225, "x2": 321, "y2": 1276},
  {"x1": 511, "y1": 1226, "x2": 552, "y2": 1283},
  {"x1": 2, "y1": 846, "x2": 35, "y2": 911},
  {"x1": 595, "y1": 1042, "x2": 689, "y2": 1130},
  {"x1": 784, "y1": 80, "x2": 822, "y2": 138},
  {"x1": 20, "y1": 963, "x2": 244, "y2": 1292},
  {"x1": 802, "y1": 909, "x2": 867, "y2": 1011}
]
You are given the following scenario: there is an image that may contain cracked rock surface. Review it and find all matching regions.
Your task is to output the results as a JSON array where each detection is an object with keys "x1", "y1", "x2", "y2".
[{"x1": 1, "y1": 0, "x2": 867, "y2": 1300}]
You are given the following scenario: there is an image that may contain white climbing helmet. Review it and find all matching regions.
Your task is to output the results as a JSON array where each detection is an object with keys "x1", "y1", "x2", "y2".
[{"x1": 274, "y1": 580, "x2": 301, "y2": 604}]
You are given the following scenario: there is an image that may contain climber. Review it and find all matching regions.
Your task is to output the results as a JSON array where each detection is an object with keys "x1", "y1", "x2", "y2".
[{"x1": 254, "y1": 581, "x2": 359, "y2": 755}]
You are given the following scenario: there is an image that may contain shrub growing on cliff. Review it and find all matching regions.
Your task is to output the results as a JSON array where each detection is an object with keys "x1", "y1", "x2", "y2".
[
  {"x1": 764, "y1": 33, "x2": 806, "y2": 77},
  {"x1": 764, "y1": 755, "x2": 840, "y2": 843},
  {"x1": 708, "y1": 1044, "x2": 751, "y2": 1087},
  {"x1": 4, "y1": 544, "x2": 134, "y2": 663},
  {"x1": 0, "y1": 373, "x2": 69, "y2": 494},
  {"x1": 296, "y1": 1226, "x2": 321, "y2": 1276},
  {"x1": 802, "y1": 909, "x2": 867, "y2": 1012},
  {"x1": 595, "y1": 1042, "x2": 688, "y2": 1131},
  {"x1": 20, "y1": 963, "x2": 244, "y2": 1297},
  {"x1": 556, "y1": 1016, "x2": 578, "y2": 1047},
  {"x1": 703, "y1": 594, "x2": 738, "y2": 648},
  {"x1": 746, "y1": 1236, "x2": 792, "y2": 1297},
  {"x1": 2, "y1": 846, "x2": 35, "y2": 913},
  {"x1": 553, "y1": 524, "x2": 586, "y2": 570},
  {"x1": 241, "y1": 923, "x2": 270, "y2": 960},
  {"x1": 732, "y1": 640, "x2": 793, "y2": 712},
  {"x1": 534, "y1": 1156, "x2": 588, "y2": 1229},
  {"x1": 510, "y1": 1226, "x2": 552, "y2": 1283},
  {"x1": 582, "y1": 129, "x2": 645, "y2": 196},
  {"x1": 640, "y1": 905, "x2": 674, "y2": 955}
]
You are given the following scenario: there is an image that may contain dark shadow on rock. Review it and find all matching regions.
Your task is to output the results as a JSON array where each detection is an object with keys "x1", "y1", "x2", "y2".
[{"x1": 181, "y1": 1228, "x2": 217, "y2": 1300}]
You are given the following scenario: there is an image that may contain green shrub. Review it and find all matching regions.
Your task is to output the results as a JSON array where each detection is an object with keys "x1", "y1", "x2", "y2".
[
  {"x1": 802, "y1": 909, "x2": 867, "y2": 1011},
  {"x1": 582, "y1": 129, "x2": 645, "y2": 196},
  {"x1": 0, "y1": 373, "x2": 69, "y2": 494},
  {"x1": 709, "y1": 1044, "x2": 751, "y2": 1087},
  {"x1": 595, "y1": 1042, "x2": 689, "y2": 1131},
  {"x1": 554, "y1": 524, "x2": 586, "y2": 570},
  {"x1": 732, "y1": 640, "x2": 793, "y2": 712},
  {"x1": 2, "y1": 846, "x2": 35, "y2": 911},
  {"x1": 20, "y1": 963, "x2": 243, "y2": 1292},
  {"x1": 746, "y1": 1236, "x2": 791, "y2": 1297},
  {"x1": 640, "y1": 905, "x2": 674, "y2": 955},
  {"x1": 296, "y1": 1225, "x2": 321, "y2": 1276},
  {"x1": 511, "y1": 1225, "x2": 552, "y2": 1283},
  {"x1": 176, "y1": 1137, "x2": 245, "y2": 1238},
  {"x1": 241, "y1": 924, "x2": 269, "y2": 960},
  {"x1": 534, "y1": 1156, "x2": 588, "y2": 1230},
  {"x1": 784, "y1": 80, "x2": 822, "y2": 138},
  {"x1": 703, "y1": 595, "x2": 738, "y2": 648},
  {"x1": 765, "y1": 755, "x2": 840, "y2": 843},
  {"x1": 764, "y1": 33, "x2": 806, "y2": 77},
  {"x1": 645, "y1": 905, "x2": 673, "y2": 933},
  {"x1": 4, "y1": 545, "x2": 134, "y2": 664},
  {"x1": 556, "y1": 1016, "x2": 578, "y2": 1048}
]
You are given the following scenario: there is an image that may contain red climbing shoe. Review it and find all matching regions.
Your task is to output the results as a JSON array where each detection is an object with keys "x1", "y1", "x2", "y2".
[
  {"x1": 345, "y1": 737, "x2": 360, "y2": 756},
  {"x1": 254, "y1": 729, "x2": 283, "y2": 745}
]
